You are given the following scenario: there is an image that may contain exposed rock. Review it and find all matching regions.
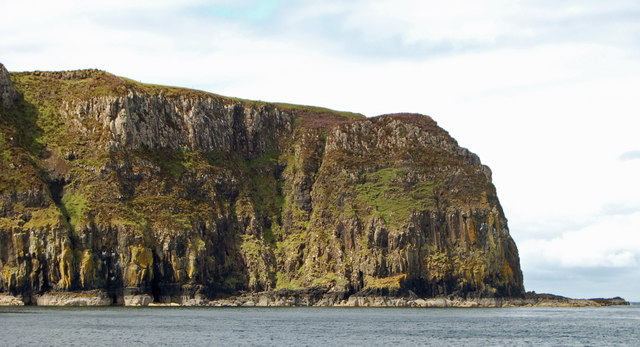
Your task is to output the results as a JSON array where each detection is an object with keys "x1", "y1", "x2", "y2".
[
  {"x1": 0, "y1": 66, "x2": 527, "y2": 305},
  {"x1": 123, "y1": 294, "x2": 153, "y2": 306},
  {"x1": 0, "y1": 63, "x2": 17, "y2": 110},
  {"x1": 200, "y1": 290, "x2": 629, "y2": 308},
  {"x1": 64, "y1": 92, "x2": 293, "y2": 156},
  {"x1": 35, "y1": 290, "x2": 112, "y2": 306},
  {"x1": 0, "y1": 293, "x2": 24, "y2": 306},
  {"x1": 589, "y1": 297, "x2": 631, "y2": 306}
]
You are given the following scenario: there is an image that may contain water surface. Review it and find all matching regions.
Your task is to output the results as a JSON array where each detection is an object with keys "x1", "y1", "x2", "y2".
[{"x1": 2, "y1": 305, "x2": 639, "y2": 346}]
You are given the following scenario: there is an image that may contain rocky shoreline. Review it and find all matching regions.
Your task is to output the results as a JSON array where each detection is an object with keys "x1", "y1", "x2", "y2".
[{"x1": 0, "y1": 290, "x2": 630, "y2": 308}]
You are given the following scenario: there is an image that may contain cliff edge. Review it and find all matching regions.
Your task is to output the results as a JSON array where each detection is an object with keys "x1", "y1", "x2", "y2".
[{"x1": 0, "y1": 64, "x2": 524, "y2": 305}]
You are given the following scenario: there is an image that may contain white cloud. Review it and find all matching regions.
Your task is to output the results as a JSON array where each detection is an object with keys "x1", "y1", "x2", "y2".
[
  {"x1": 518, "y1": 211, "x2": 640, "y2": 299},
  {"x1": 620, "y1": 150, "x2": 640, "y2": 161},
  {"x1": 341, "y1": 0, "x2": 516, "y2": 44},
  {"x1": 520, "y1": 212, "x2": 640, "y2": 268}
]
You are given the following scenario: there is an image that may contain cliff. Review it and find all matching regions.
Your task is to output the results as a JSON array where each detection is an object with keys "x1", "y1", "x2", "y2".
[{"x1": 0, "y1": 63, "x2": 524, "y2": 305}]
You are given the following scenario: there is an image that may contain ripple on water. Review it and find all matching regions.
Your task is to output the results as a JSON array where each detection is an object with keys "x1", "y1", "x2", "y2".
[{"x1": 0, "y1": 306, "x2": 638, "y2": 346}]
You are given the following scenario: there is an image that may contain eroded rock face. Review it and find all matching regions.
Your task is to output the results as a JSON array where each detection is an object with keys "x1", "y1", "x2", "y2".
[
  {"x1": 64, "y1": 92, "x2": 293, "y2": 156},
  {"x1": 0, "y1": 63, "x2": 17, "y2": 110},
  {"x1": 0, "y1": 67, "x2": 524, "y2": 305}
]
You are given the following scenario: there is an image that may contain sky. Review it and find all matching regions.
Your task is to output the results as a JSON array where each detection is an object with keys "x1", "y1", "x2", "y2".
[{"x1": 1, "y1": 0, "x2": 639, "y2": 301}]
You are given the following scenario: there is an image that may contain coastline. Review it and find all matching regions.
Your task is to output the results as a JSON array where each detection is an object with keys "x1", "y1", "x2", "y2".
[{"x1": 0, "y1": 290, "x2": 630, "y2": 308}]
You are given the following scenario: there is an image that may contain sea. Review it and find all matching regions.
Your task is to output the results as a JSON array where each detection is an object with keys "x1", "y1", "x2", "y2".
[{"x1": 1, "y1": 304, "x2": 639, "y2": 346}]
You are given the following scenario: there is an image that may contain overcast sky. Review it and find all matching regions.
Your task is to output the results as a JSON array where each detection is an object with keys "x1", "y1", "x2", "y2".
[{"x1": 2, "y1": 0, "x2": 639, "y2": 301}]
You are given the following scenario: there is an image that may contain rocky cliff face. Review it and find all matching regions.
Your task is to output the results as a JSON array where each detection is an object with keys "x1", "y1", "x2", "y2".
[
  {"x1": 0, "y1": 66, "x2": 524, "y2": 305},
  {"x1": 0, "y1": 64, "x2": 17, "y2": 110}
]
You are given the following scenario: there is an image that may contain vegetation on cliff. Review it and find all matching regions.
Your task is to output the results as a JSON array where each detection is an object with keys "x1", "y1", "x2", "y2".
[{"x1": 0, "y1": 63, "x2": 524, "y2": 305}]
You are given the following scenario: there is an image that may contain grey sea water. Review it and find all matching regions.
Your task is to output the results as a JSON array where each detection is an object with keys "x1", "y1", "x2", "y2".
[{"x1": 1, "y1": 305, "x2": 639, "y2": 346}]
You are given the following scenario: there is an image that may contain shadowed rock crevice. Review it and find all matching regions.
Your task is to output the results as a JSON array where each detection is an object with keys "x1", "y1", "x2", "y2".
[{"x1": 47, "y1": 178, "x2": 66, "y2": 205}]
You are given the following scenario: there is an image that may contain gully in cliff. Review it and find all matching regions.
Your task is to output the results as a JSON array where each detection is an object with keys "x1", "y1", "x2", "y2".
[{"x1": 0, "y1": 64, "x2": 628, "y2": 307}]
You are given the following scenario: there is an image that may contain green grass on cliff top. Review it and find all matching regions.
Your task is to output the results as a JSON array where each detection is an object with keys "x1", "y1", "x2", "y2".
[{"x1": 9, "y1": 69, "x2": 364, "y2": 127}]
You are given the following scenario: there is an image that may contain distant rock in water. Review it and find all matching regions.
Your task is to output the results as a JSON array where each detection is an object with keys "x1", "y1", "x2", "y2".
[
  {"x1": 0, "y1": 64, "x2": 524, "y2": 306},
  {"x1": 588, "y1": 297, "x2": 630, "y2": 306}
]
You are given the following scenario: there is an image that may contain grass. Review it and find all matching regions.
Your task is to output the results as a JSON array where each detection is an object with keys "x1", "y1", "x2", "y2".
[
  {"x1": 274, "y1": 102, "x2": 364, "y2": 119},
  {"x1": 239, "y1": 234, "x2": 262, "y2": 259},
  {"x1": 275, "y1": 103, "x2": 364, "y2": 129},
  {"x1": 275, "y1": 271, "x2": 304, "y2": 290},
  {"x1": 363, "y1": 273, "x2": 407, "y2": 291},
  {"x1": 61, "y1": 191, "x2": 89, "y2": 228},
  {"x1": 2, "y1": 97, "x2": 45, "y2": 156},
  {"x1": 248, "y1": 150, "x2": 279, "y2": 167},
  {"x1": 0, "y1": 216, "x2": 21, "y2": 229},
  {"x1": 109, "y1": 205, "x2": 151, "y2": 234},
  {"x1": 355, "y1": 168, "x2": 438, "y2": 228},
  {"x1": 248, "y1": 171, "x2": 284, "y2": 217},
  {"x1": 0, "y1": 132, "x2": 11, "y2": 161},
  {"x1": 310, "y1": 272, "x2": 347, "y2": 288},
  {"x1": 22, "y1": 206, "x2": 63, "y2": 229},
  {"x1": 190, "y1": 237, "x2": 206, "y2": 251}
]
